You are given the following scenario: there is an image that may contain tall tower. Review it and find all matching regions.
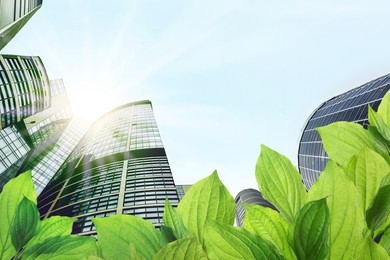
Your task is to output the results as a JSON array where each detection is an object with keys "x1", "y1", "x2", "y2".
[
  {"x1": 0, "y1": 55, "x2": 74, "y2": 191},
  {"x1": 298, "y1": 74, "x2": 390, "y2": 190},
  {"x1": 38, "y1": 101, "x2": 180, "y2": 236},
  {"x1": 0, "y1": 0, "x2": 43, "y2": 50}
]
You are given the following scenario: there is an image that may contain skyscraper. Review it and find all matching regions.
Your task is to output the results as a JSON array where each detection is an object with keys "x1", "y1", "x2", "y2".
[
  {"x1": 0, "y1": 0, "x2": 42, "y2": 50},
  {"x1": 298, "y1": 74, "x2": 390, "y2": 189},
  {"x1": 37, "y1": 101, "x2": 180, "y2": 236},
  {"x1": 235, "y1": 188, "x2": 277, "y2": 227},
  {"x1": 0, "y1": 55, "x2": 75, "y2": 191}
]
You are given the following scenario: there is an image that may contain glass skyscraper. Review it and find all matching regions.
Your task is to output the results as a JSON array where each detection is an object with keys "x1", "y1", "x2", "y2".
[
  {"x1": 298, "y1": 74, "x2": 390, "y2": 190},
  {"x1": 0, "y1": 0, "x2": 42, "y2": 50},
  {"x1": 0, "y1": 55, "x2": 75, "y2": 191},
  {"x1": 37, "y1": 101, "x2": 180, "y2": 236}
]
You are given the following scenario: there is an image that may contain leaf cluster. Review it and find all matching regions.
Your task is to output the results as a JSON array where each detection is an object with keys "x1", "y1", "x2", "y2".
[
  {"x1": 2, "y1": 92, "x2": 390, "y2": 259},
  {"x1": 0, "y1": 171, "x2": 99, "y2": 259}
]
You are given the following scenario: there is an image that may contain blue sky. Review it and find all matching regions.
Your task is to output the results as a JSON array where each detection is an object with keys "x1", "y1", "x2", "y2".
[{"x1": 4, "y1": 1, "x2": 390, "y2": 196}]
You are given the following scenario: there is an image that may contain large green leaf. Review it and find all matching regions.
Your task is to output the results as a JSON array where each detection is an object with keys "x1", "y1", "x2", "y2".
[
  {"x1": 92, "y1": 215, "x2": 166, "y2": 259},
  {"x1": 375, "y1": 218, "x2": 390, "y2": 239},
  {"x1": 341, "y1": 148, "x2": 389, "y2": 211},
  {"x1": 25, "y1": 216, "x2": 76, "y2": 249},
  {"x1": 356, "y1": 233, "x2": 390, "y2": 260},
  {"x1": 381, "y1": 174, "x2": 390, "y2": 187},
  {"x1": 255, "y1": 145, "x2": 306, "y2": 223},
  {"x1": 307, "y1": 161, "x2": 366, "y2": 259},
  {"x1": 129, "y1": 243, "x2": 144, "y2": 260},
  {"x1": 317, "y1": 122, "x2": 377, "y2": 165},
  {"x1": 0, "y1": 171, "x2": 37, "y2": 260},
  {"x1": 176, "y1": 171, "x2": 235, "y2": 245},
  {"x1": 10, "y1": 197, "x2": 40, "y2": 251},
  {"x1": 366, "y1": 185, "x2": 390, "y2": 234},
  {"x1": 368, "y1": 125, "x2": 390, "y2": 153},
  {"x1": 204, "y1": 221, "x2": 283, "y2": 259},
  {"x1": 243, "y1": 204, "x2": 295, "y2": 259},
  {"x1": 377, "y1": 90, "x2": 390, "y2": 126},
  {"x1": 20, "y1": 235, "x2": 96, "y2": 260},
  {"x1": 163, "y1": 199, "x2": 188, "y2": 239},
  {"x1": 153, "y1": 237, "x2": 207, "y2": 260},
  {"x1": 159, "y1": 226, "x2": 176, "y2": 244},
  {"x1": 368, "y1": 105, "x2": 390, "y2": 142},
  {"x1": 289, "y1": 198, "x2": 330, "y2": 260},
  {"x1": 380, "y1": 228, "x2": 390, "y2": 255}
]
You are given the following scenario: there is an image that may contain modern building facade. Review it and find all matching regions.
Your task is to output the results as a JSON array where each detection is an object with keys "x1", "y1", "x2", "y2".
[
  {"x1": 0, "y1": 55, "x2": 75, "y2": 191},
  {"x1": 235, "y1": 188, "x2": 277, "y2": 227},
  {"x1": 18, "y1": 117, "x2": 88, "y2": 194},
  {"x1": 0, "y1": 0, "x2": 42, "y2": 50},
  {"x1": 298, "y1": 74, "x2": 390, "y2": 190},
  {"x1": 37, "y1": 101, "x2": 180, "y2": 235},
  {"x1": 176, "y1": 184, "x2": 191, "y2": 200}
]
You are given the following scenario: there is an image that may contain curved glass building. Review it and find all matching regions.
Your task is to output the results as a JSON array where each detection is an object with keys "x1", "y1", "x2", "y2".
[
  {"x1": 37, "y1": 101, "x2": 180, "y2": 235},
  {"x1": 0, "y1": 55, "x2": 74, "y2": 192},
  {"x1": 235, "y1": 188, "x2": 277, "y2": 226},
  {"x1": 298, "y1": 74, "x2": 390, "y2": 190}
]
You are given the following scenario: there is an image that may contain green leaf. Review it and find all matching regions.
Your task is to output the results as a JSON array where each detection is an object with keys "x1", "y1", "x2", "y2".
[
  {"x1": 381, "y1": 174, "x2": 390, "y2": 187},
  {"x1": 159, "y1": 226, "x2": 176, "y2": 244},
  {"x1": 366, "y1": 185, "x2": 390, "y2": 234},
  {"x1": 375, "y1": 216, "x2": 390, "y2": 239},
  {"x1": 368, "y1": 105, "x2": 390, "y2": 142},
  {"x1": 356, "y1": 234, "x2": 390, "y2": 260},
  {"x1": 317, "y1": 122, "x2": 377, "y2": 165},
  {"x1": 87, "y1": 256, "x2": 104, "y2": 260},
  {"x1": 92, "y1": 215, "x2": 166, "y2": 260},
  {"x1": 243, "y1": 204, "x2": 296, "y2": 259},
  {"x1": 290, "y1": 198, "x2": 330, "y2": 260},
  {"x1": 307, "y1": 160, "x2": 366, "y2": 259},
  {"x1": 204, "y1": 221, "x2": 283, "y2": 259},
  {"x1": 153, "y1": 237, "x2": 207, "y2": 260},
  {"x1": 380, "y1": 228, "x2": 390, "y2": 255},
  {"x1": 25, "y1": 216, "x2": 76, "y2": 249},
  {"x1": 341, "y1": 148, "x2": 389, "y2": 210},
  {"x1": 368, "y1": 125, "x2": 390, "y2": 154},
  {"x1": 129, "y1": 243, "x2": 144, "y2": 260},
  {"x1": 176, "y1": 171, "x2": 235, "y2": 245},
  {"x1": 255, "y1": 145, "x2": 306, "y2": 223},
  {"x1": 20, "y1": 235, "x2": 96, "y2": 260},
  {"x1": 0, "y1": 171, "x2": 37, "y2": 260},
  {"x1": 377, "y1": 90, "x2": 390, "y2": 126},
  {"x1": 10, "y1": 197, "x2": 40, "y2": 251},
  {"x1": 163, "y1": 198, "x2": 188, "y2": 239}
]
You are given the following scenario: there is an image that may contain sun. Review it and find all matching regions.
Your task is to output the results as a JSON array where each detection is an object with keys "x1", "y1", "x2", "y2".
[{"x1": 66, "y1": 78, "x2": 115, "y2": 123}]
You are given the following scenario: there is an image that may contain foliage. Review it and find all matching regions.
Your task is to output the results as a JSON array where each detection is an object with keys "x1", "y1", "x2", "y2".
[
  {"x1": 2, "y1": 92, "x2": 390, "y2": 259},
  {"x1": 0, "y1": 171, "x2": 98, "y2": 260}
]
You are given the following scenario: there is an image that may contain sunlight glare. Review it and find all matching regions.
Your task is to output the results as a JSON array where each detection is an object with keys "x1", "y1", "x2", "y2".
[{"x1": 67, "y1": 79, "x2": 114, "y2": 123}]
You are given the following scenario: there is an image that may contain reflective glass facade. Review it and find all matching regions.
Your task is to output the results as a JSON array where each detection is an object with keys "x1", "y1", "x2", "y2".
[
  {"x1": 298, "y1": 74, "x2": 390, "y2": 190},
  {"x1": 235, "y1": 188, "x2": 277, "y2": 227},
  {"x1": 19, "y1": 118, "x2": 88, "y2": 195},
  {"x1": 0, "y1": 0, "x2": 42, "y2": 50},
  {"x1": 0, "y1": 125, "x2": 30, "y2": 188},
  {"x1": 38, "y1": 101, "x2": 180, "y2": 236},
  {"x1": 176, "y1": 185, "x2": 191, "y2": 200},
  {"x1": 0, "y1": 60, "x2": 74, "y2": 191},
  {"x1": 0, "y1": 55, "x2": 50, "y2": 129}
]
